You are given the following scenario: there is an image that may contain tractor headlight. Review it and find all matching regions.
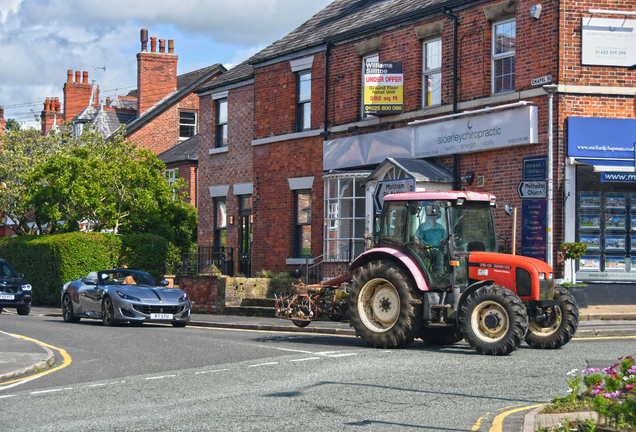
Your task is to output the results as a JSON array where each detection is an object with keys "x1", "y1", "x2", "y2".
[
  {"x1": 117, "y1": 290, "x2": 140, "y2": 302},
  {"x1": 548, "y1": 273, "x2": 553, "y2": 280},
  {"x1": 538, "y1": 273, "x2": 546, "y2": 280},
  {"x1": 21, "y1": 284, "x2": 32, "y2": 291}
]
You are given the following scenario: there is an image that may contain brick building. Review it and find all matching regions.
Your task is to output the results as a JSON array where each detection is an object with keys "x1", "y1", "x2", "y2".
[{"x1": 197, "y1": 0, "x2": 635, "y2": 300}]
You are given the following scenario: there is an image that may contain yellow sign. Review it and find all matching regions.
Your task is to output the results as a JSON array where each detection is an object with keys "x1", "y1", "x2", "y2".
[{"x1": 364, "y1": 62, "x2": 403, "y2": 115}]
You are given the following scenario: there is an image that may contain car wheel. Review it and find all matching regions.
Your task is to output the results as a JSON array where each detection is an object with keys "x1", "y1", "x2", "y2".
[
  {"x1": 62, "y1": 294, "x2": 80, "y2": 323},
  {"x1": 17, "y1": 304, "x2": 31, "y2": 316},
  {"x1": 172, "y1": 321, "x2": 188, "y2": 327},
  {"x1": 102, "y1": 297, "x2": 117, "y2": 326}
]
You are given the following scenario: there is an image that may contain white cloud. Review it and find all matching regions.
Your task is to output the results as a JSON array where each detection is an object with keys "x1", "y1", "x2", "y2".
[{"x1": 0, "y1": 0, "x2": 334, "y2": 124}]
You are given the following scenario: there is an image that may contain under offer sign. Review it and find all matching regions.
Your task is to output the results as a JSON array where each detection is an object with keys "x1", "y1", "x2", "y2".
[
  {"x1": 373, "y1": 178, "x2": 415, "y2": 213},
  {"x1": 364, "y1": 62, "x2": 403, "y2": 115},
  {"x1": 518, "y1": 180, "x2": 547, "y2": 199}
]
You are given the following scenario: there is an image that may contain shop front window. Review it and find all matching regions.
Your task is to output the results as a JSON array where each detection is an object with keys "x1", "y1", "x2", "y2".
[
  {"x1": 324, "y1": 176, "x2": 366, "y2": 261},
  {"x1": 576, "y1": 165, "x2": 636, "y2": 280}
]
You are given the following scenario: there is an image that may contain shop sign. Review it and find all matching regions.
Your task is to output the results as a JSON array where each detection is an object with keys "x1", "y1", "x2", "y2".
[
  {"x1": 581, "y1": 17, "x2": 636, "y2": 67},
  {"x1": 521, "y1": 156, "x2": 547, "y2": 262},
  {"x1": 600, "y1": 172, "x2": 636, "y2": 182},
  {"x1": 372, "y1": 178, "x2": 415, "y2": 213},
  {"x1": 567, "y1": 117, "x2": 636, "y2": 159},
  {"x1": 363, "y1": 62, "x2": 403, "y2": 115},
  {"x1": 414, "y1": 106, "x2": 538, "y2": 158}
]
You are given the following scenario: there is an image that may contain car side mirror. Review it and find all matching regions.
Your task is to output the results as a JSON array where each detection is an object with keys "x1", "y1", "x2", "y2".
[
  {"x1": 160, "y1": 280, "x2": 170, "y2": 287},
  {"x1": 81, "y1": 278, "x2": 97, "y2": 285}
]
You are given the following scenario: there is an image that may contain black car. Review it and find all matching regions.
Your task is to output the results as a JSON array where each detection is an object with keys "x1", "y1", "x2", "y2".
[{"x1": 0, "y1": 259, "x2": 32, "y2": 315}]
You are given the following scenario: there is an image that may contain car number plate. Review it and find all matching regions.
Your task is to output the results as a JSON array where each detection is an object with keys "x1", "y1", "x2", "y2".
[
  {"x1": 150, "y1": 313, "x2": 173, "y2": 320},
  {"x1": 0, "y1": 294, "x2": 14, "y2": 300}
]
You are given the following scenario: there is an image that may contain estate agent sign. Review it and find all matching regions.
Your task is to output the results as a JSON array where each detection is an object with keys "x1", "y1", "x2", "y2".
[{"x1": 363, "y1": 62, "x2": 403, "y2": 115}]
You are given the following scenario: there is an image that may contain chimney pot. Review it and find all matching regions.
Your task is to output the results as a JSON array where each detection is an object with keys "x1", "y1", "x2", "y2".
[
  {"x1": 75, "y1": 71, "x2": 81, "y2": 82},
  {"x1": 159, "y1": 39, "x2": 166, "y2": 53},
  {"x1": 140, "y1": 29, "x2": 149, "y2": 51},
  {"x1": 67, "y1": 69, "x2": 73, "y2": 82},
  {"x1": 0, "y1": 106, "x2": 4, "y2": 118},
  {"x1": 150, "y1": 37, "x2": 157, "y2": 53},
  {"x1": 55, "y1": 97, "x2": 60, "y2": 112},
  {"x1": 168, "y1": 40, "x2": 174, "y2": 54},
  {"x1": 82, "y1": 71, "x2": 88, "y2": 84},
  {"x1": 106, "y1": 97, "x2": 111, "y2": 104},
  {"x1": 44, "y1": 98, "x2": 50, "y2": 111}
]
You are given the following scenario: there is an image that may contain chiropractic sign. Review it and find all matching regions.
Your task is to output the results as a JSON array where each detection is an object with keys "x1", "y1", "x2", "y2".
[
  {"x1": 363, "y1": 62, "x2": 403, "y2": 115},
  {"x1": 413, "y1": 106, "x2": 538, "y2": 158},
  {"x1": 581, "y1": 17, "x2": 636, "y2": 67}
]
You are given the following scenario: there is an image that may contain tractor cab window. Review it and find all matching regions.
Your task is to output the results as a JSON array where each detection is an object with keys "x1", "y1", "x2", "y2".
[
  {"x1": 405, "y1": 201, "x2": 452, "y2": 289},
  {"x1": 449, "y1": 201, "x2": 497, "y2": 253},
  {"x1": 380, "y1": 201, "x2": 407, "y2": 244}
]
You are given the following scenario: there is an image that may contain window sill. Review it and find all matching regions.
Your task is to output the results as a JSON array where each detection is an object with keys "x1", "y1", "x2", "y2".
[
  {"x1": 285, "y1": 258, "x2": 314, "y2": 265},
  {"x1": 252, "y1": 129, "x2": 323, "y2": 146},
  {"x1": 209, "y1": 147, "x2": 229, "y2": 155}
]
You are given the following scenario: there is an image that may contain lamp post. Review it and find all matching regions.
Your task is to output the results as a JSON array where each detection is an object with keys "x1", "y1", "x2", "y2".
[{"x1": 543, "y1": 84, "x2": 558, "y2": 269}]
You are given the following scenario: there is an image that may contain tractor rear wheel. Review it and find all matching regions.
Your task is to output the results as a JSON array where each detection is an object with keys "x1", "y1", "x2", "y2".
[
  {"x1": 349, "y1": 260, "x2": 422, "y2": 349},
  {"x1": 459, "y1": 285, "x2": 528, "y2": 356},
  {"x1": 525, "y1": 286, "x2": 579, "y2": 349},
  {"x1": 418, "y1": 327, "x2": 464, "y2": 345}
]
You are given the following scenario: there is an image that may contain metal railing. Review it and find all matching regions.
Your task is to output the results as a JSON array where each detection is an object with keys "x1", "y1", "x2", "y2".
[
  {"x1": 176, "y1": 246, "x2": 234, "y2": 276},
  {"x1": 300, "y1": 239, "x2": 364, "y2": 285}
]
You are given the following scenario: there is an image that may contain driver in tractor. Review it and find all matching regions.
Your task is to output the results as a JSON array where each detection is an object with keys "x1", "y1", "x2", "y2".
[{"x1": 414, "y1": 209, "x2": 446, "y2": 274}]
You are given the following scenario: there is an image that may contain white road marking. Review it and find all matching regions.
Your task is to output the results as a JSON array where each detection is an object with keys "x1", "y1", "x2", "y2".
[
  {"x1": 30, "y1": 387, "x2": 72, "y2": 395},
  {"x1": 315, "y1": 351, "x2": 337, "y2": 355},
  {"x1": 249, "y1": 362, "x2": 279, "y2": 368},
  {"x1": 145, "y1": 375, "x2": 176, "y2": 380},
  {"x1": 328, "y1": 353, "x2": 357, "y2": 358},
  {"x1": 195, "y1": 369, "x2": 230, "y2": 375},
  {"x1": 290, "y1": 357, "x2": 320, "y2": 362},
  {"x1": 254, "y1": 345, "x2": 316, "y2": 355},
  {"x1": 0, "y1": 394, "x2": 15, "y2": 399}
]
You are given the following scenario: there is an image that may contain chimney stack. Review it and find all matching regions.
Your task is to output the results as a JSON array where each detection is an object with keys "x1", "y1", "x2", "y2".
[
  {"x1": 106, "y1": 97, "x2": 111, "y2": 105},
  {"x1": 64, "y1": 69, "x2": 97, "y2": 122},
  {"x1": 136, "y1": 30, "x2": 178, "y2": 116},
  {"x1": 41, "y1": 96, "x2": 59, "y2": 135},
  {"x1": 0, "y1": 106, "x2": 6, "y2": 136}
]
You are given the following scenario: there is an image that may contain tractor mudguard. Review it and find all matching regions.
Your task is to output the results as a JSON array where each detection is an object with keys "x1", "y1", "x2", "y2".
[{"x1": 349, "y1": 248, "x2": 429, "y2": 292}]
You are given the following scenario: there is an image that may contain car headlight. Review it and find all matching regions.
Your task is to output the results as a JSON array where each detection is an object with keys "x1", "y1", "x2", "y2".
[
  {"x1": 179, "y1": 292, "x2": 189, "y2": 302},
  {"x1": 116, "y1": 290, "x2": 140, "y2": 301},
  {"x1": 21, "y1": 284, "x2": 32, "y2": 291}
]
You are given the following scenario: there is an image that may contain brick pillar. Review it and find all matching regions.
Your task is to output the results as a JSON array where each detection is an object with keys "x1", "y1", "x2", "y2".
[
  {"x1": 136, "y1": 30, "x2": 178, "y2": 116},
  {"x1": 63, "y1": 70, "x2": 94, "y2": 122}
]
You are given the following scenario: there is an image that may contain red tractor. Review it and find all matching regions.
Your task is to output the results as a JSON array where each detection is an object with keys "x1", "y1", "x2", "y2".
[{"x1": 347, "y1": 191, "x2": 578, "y2": 356}]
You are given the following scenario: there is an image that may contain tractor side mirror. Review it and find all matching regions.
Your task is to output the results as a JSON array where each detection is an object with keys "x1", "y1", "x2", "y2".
[{"x1": 440, "y1": 237, "x2": 448, "y2": 255}]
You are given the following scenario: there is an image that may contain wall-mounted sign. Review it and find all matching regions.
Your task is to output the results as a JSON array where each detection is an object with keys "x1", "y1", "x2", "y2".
[
  {"x1": 601, "y1": 172, "x2": 636, "y2": 182},
  {"x1": 581, "y1": 17, "x2": 636, "y2": 67},
  {"x1": 531, "y1": 75, "x2": 552, "y2": 86},
  {"x1": 373, "y1": 178, "x2": 415, "y2": 213},
  {"x1": 363, "y1": 62, "x2": 403, "y2": 115},
  {"x1": 518, "y1": 180, "x2": 547, "y2": 199},
  {"x1": 413, "y1": 106, "x2": 538, "y2": 159},
  {"x1": 521, "y1": 156, "x2": 547, "y2": 262},
  {"x1": 567, "y1": 117, "x2": 636, "y2": 159}
]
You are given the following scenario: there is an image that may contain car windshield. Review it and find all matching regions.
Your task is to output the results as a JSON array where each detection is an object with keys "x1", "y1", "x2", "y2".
[
  {"x1": 0, "y1": 263, "x2": 17, "y2": 279},
  {"x1": 97, "y1": 270, "x2": 156, "y2": 286}
]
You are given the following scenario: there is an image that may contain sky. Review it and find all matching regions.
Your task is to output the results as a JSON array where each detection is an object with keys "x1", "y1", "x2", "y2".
[{"x1": 0, "y1": 0, "x2": 334, "y2": 127}]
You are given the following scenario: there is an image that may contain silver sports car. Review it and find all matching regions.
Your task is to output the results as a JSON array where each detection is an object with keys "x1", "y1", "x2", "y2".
[{"x1": 61, "y1": 269, "x2": 191, "y2": 327}]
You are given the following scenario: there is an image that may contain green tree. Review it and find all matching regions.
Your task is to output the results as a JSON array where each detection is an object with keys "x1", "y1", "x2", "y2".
[{"x1": 5, "y1": 118, "x2": 22, "y2": 132}]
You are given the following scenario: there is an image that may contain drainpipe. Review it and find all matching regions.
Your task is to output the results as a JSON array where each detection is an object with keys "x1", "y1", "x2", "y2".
[
  {"x1": 443, "y1": 8, "x2": 460, "y2": 189},
  {"x1": 323, "y1": 41, "x2": 332, "y2": 135},
  {"x1": 543, "y1": 84, "x2": 558, "y2": 269}
]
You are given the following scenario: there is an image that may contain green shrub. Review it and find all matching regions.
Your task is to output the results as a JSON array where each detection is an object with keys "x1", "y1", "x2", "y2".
[{"x1": 0, "y1": 232, "x2": 169, "y2": 306}]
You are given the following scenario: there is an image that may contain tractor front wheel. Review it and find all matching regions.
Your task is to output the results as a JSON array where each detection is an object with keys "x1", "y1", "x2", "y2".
[
  {"x1": 459, "y1": 285, "x2": 528, "y2": 356},
  {"x1": 349, "y1": 260, "x2": 422, "y2": 349},
  {"x1": 525, "y1": 286, "x2": 579, "y2": 349}
]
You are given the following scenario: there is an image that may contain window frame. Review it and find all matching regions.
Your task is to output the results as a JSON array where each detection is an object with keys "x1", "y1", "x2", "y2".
[
  {"x1": 324, "y1": 176, "x2": 367, "y2": 261},
  {"x1": 215, "y1": 98, "x2": 228, "y2": 148},
  {"x1": 179, "y1": 111, "x2": 197, "y2": 140},
  {"x1": 491, "y1": 18, "x2": 516, "y2": 94},
  {"x1": 213, "y1": 197, "x2": 227, "y2": 249},
  {"x1": 361, "y1": 53, "x2": 379, "y2": 119},
  {"x1": 422, "y1": 38, "x2": 442, "y2": 107},
  {"x1": 295, "y1": 71, "x2": 311, "y2": 132},
  {"x1": 294, "y1": 190, "x2": 312, "y2": 258}
]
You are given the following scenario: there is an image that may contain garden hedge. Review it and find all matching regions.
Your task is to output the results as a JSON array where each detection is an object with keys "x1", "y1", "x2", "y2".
[{"x1": 0, "y1": 232, "x2": 169, "y2": 306}]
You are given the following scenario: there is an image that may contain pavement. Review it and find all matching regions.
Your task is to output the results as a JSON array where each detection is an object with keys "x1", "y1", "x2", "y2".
[{"x1": 2, "y1": 304, "x2": 636, "y2": 430}]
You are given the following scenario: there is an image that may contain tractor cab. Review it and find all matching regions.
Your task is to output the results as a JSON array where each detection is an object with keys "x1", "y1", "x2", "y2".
[{"x1": 376, "y1": 192, "x2": 498, "y2": 290}]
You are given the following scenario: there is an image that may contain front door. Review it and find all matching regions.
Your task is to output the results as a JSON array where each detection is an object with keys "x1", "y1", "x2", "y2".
[{"x1": 238, "y1": 196, "x2": 252, "y2": 276}]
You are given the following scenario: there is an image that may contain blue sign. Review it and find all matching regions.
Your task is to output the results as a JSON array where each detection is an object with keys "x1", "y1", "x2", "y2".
[
  {"x1": 521, "y1": 156, "x2": 547, "y2": 262},
  {"x1": 601, "y1": 172, "x2": 636, "y2": 182},
  {"x1": 568, "y1": 117, "x2": 636, "y2": 159}
]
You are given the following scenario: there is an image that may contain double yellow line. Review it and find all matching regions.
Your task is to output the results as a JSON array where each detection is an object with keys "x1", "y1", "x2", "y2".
[
  {"x1": 472, "y1": 403, "x2": 543, "y2": 432},
  {"x1": 0, "y1": 334, "x2": 72, "y2": 388}
]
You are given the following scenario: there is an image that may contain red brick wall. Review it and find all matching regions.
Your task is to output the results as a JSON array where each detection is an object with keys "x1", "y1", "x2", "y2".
[
  {"x1": 136, "y1": 52, "x2": 178, "y2": 116},
  {"x1": 252, "y1": 135, "x2": 324, "y2": 274},
  {"x1": 178, "y1": 275, "x2": 219, "y2": 313},
  {"x1": 197, "y1": 83, "x2": 254, "y2": 273}
]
